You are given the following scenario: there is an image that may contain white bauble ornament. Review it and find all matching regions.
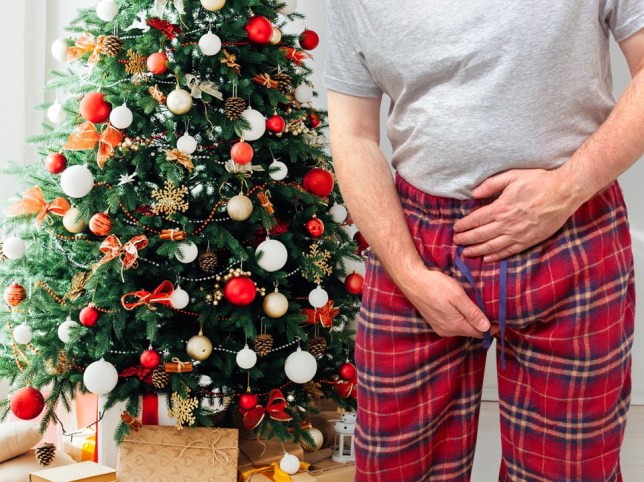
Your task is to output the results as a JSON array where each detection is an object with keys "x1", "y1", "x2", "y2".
[
  {"x1": 167, "y1": 88, "x2": 193, "y2": 115},
  {"x1": 308, "y1": 286, "x2": 329, "y2": 309},
  {"x1": 175, "y1": 241, "x2": 199, "y2": 263},
  {"x1": 63, "y1": 207, "x2": 88, "y2": 234},
  {"x1": 255, "y1": 239, "x2": 288, "y2": 272},
  {"x1": 51, "y1": 38, "x2": 69, "y2": 62},
  {"x1": 170, "y1": 286, "x2": 190, "y2": 309},
  {"x1": 294, "y1": 84, "x2": 313, "y2": 103},
  {"x1": 60, "y1": 165, "x2": 94, "y2": 198},
  {"x1": 177, "y1": 133, "x2": 197, "y2": 154},
  {"x1": 279, "y1": 453, "x2": 301, "y2": 475},
  {"x1": 200, "y1": 0, "x2": 226, "y2": 11},
  {"x1": 199, "y1": 31, "x2": 222, "y2": 56},
  {"x1": 109, "y1": 104, "x2": 133, "y2": 129},
  {"x1": 302, "y1": 427, "x2": 324, "y2": 451},
  {"x1": 3, "y1": 236, "x2": 26, "y2": 260},
  {"x1": 83, "y1": 358, "x2": 118, "y2": 395},
  {"x1": 278, "y1": 0, "x2": 297, "y2": 15},
  {"x1": 285, "y1": 347, "x2": 317, "y2": 383},
  {"x1": 329, "y1": 204, "x2": 348, "y2": 223},
  {"x1": 268, "y1": 160, "x2": 288, "y2": 181},
  {"x1": 227, "y1": 194, "x2": 253, "y2": 221},
  {"x1": 58, "y1": 317, "x2": 79, "y2": 343},
  {"x1": 47, "y1": 102, "x2": 66, "y2": 124},
  {"x1": 96, "y1": 0, "x2": 119, "y2": 21},
  {"x1": 236, "y1": 344, "x2": 257, "y2": 369},
  {"x1": 241, "y1": 108, "x2": 266, "y2": 141},
  {"x1": 13, "y1": 324, "x2": 33, "y2": 345}
]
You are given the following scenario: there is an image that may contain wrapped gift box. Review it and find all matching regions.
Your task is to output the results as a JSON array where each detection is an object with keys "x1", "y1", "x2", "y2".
[
  {"x1": 63, "y1": 428, "x2": 96, "y2": 462},
  {"x1": 238, "y1": 454, "x2": 315, "y2": 482},
  {"x1": 30, "y1": 461, "x2": 116, "y2": 482},
  {"x1": 309, "y1": 459, "x2": 356, "y2": 482},
  {"x1": 117, "y1": 425, "x2": 239, "y2": 482},
  {"x1": 239, "y1": 438, "x2": 304, "y2": 468}
]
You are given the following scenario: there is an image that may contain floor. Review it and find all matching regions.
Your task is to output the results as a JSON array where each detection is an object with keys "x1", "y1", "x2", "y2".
[{"x1": 471, "y1": 402, "x2": 644, "y2": 481}]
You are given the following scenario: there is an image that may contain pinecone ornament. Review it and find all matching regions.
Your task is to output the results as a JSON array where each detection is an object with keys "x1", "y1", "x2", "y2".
[
  {"x1": 198, "y1": 251, "x2": 219, "y2": 273},
  {"x1": 35, "y1": 443, "x2": 56, "y2": 467},
  {"x1": 152, "y1": 366, "x2": 170, "y2": 389},
  {"x1": 224, "y1": 97, "x2": 246, "y2": 121},
  {"x1": 102, "y1": 35, "x2": 124, "y2": 57},
  {"x1": 273, "y1": 72, "x2": 293, "y2": 94},
  {"x1": 307, "y1": 336, "x2": 327, "y2": 358},
  {"x1": 255, "y1": 334, "x2": 274, "y2": 357}
]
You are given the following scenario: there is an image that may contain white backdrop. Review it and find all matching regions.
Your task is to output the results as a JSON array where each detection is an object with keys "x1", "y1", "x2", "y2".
[{"x1": 0, "y1": 1, "x2": 642, "y2": 409}]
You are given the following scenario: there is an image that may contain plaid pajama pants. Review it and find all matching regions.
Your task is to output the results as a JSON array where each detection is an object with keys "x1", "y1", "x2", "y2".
[{"x1": 354, "y1": 173, "x2": 635, "y2": 482}]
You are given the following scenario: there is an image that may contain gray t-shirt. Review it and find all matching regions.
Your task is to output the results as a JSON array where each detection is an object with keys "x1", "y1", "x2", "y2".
[{"x1": 324, "y1": 0, "x2": 644, "y2": 199}]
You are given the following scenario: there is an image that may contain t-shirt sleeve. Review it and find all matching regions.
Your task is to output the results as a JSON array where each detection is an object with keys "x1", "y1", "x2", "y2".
[
  {"x1": 323, "y1": 0, "x2": 383, "y2": 98},
  {"x1": 602, "y1": 0, "x2": 644, "y2": 42}
]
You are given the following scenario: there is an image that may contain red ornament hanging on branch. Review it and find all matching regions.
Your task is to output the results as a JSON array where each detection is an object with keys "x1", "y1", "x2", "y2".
[
  {"x1": 45, "y1": 153, "x2": 67, "y2": 174},
  {"x1": 230, "y1": 141, "x2": 254, "y2": 165},
  {"x1": 245, "y1": 16, "x2": 273, "y2": 44},
  {"x1": 79, "y1": 92, "x2": 112, "y2": 124},
  {"x1": 339, "y1": 362, "x2": 357, "y2": 381},
  {"x1": 224, "y1": 276, "x2": 257, "y2": 306},
  {"x1": 239, "y1": 392, "x2": 259, "y2": 411},
  {"x1": 308, "y1": 112, "x2": 321, "y2": 129},
  {"x1": 79, "y1": 303, "x2": 101, "y2": 327},
  {"x1": 345, "y1": 272, "x2": 364, "y2": 295},
  {"x1": 266, "y1": 114, "x2": 286, "y2": 134},
  {"x1": 299, "y1": 29, "x2": 320, "y2": 50},
  {"x1": 147, "y1": 52, "x2": 168, "y2": 75},
  {"x1": 303, "y1": 168, "x2": 334, "y2": 198},
  {"x1": 140, "y1": 349, "x2": 161, "y2": 369},
  {"x1": 305, "y1": 217, "x2": 324, "y2": 238},
  {"x1": 10, "y1": 387, "x2": 45, "y2": 420}
]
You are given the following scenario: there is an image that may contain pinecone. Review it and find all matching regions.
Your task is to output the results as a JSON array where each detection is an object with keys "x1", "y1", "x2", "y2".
[
  {"x1": 273, "y1": 73, "x2": 293, "y2": 94},
  {"x1": 35, "y1": 443, "x2": 56, "y2": 467},
  {"x1": 101, "y1": 35, "x2": 124, "y2": 57},
  {"x1": 224, "y1": 97, "x2": 246, "y2": 121},
  {"x1": 255, "y1": 334, "x2": 274, "y2": 357},
  {"x1": 152, "y1": 366, "x2": 170, "y2": 389},
  {"x1": 198, "y1": 252, "x2": 219, "y2": 273},
  {"x1": 307, "y1": 336, "x2": 327, "y2": 358}
]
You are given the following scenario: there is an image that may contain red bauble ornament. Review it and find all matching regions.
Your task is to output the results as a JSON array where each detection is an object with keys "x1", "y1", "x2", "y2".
[
  {"x1": 79, "y1": 92, "x2": 112, "y2": 124},
  {"x1": 305, "y1": 217, "x2": 324, "y2": 238},
  {"x1": 147, "y1": 52, "x2": 168, "y2": 75},
  {"x1": 303, "y1": 168, "x2": 334, "y2": 198},
  {"x1": 224, "y1": 276, "x2": 257, "y2": 306},
  {"x1": 345, "y1": 272, "x2": 364, "y2": 295},
  {"x1": 89, "y1": 212, "x2": 112, "y2": 236},
  {"x1": 308, "y1": 112, "x2": 321, "y2": 129},
  {"x1": 140, "y1": 349, "x2": 161, "y2": 369},
  {"x1": 339, "y1": 362, "x2": 357, "y2": 381},
  {"x1": 299, "y1": 29, "x2": 320, "y2": 50},
  {"x1": 79, "y1": 304, "x2": 100, "y2": 327},
  {"x1": 245, "y1": 16, "x2": 273, "y2": 44},
  {"x1": 230, "y1": 141, "x2": 254, "y2": 165},
  {"x1": 266, "y1": 114, "x2": 286, "y2": 134},
  {"x1": 45, "y1": 153, "x2": 67, "y2": 174},
  {"x1": 10, "y1": 387, "x2": 45, "y2": 420},
  {"x1": 239, "y1": 392, "x2": 259, "y2": 411},
  {"x1": 353, "y1": 231, "x2": 369, "y2": 254},
  {"x1": 4, "y1": 283, "x2": 26, "y2": 307}
]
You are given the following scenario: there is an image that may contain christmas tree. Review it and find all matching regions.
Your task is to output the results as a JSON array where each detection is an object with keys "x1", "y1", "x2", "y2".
[{"x1": 0, "y1": 0, "x2": 364, "y2": 448}]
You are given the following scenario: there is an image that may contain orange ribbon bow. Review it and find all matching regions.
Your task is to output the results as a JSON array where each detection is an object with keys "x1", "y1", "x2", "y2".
[
  {"x1": 239, "y1": 389, "x2": 293, "y2": 431},
  {"x1": 93, "y1": 234, "x2": 148, "y2": 273},
  {"x1": 281, "y1": 47, "x2": 312, "y2": 66},
  {"x1": 301, "y1": 300, "x2": 340, "y2": 328},
  {"x1": 64, "y1": 121, "x2": 123, "y2": 170},
  {"x1": 8, "y1": 186, "x2": 70, "y2": 227},
  {"x1": 67, "y1": 32, "x2": 107, "y2": 68},
  {"x1": 121, "y1": 280, "x2": 175, "y2": 311}
]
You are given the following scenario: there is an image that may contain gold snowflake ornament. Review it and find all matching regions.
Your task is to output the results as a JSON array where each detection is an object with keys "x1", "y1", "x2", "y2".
[
  {"x1": 167, "y1": 390, "x2": 199, "y2": 430},
  {"x1": 303, "y1": 243, "x2": 333, "y2": 284},
  {"x1": 151, "y1": 181, "x2": 189, "y2": 219},
  {"x1": 125, "y1": 49, "x2": 147, "y2": 84}
]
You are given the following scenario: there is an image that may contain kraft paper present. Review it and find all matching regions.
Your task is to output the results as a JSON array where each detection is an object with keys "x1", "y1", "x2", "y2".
[
  {"x1": 116, "y1": 425, "x2": 239, "y2": 482},
  {"x1": 30, "y1": 461, "x2": 116, "y2": 482},
  {"x1": 239, "y1": 438, "x2": 304, "y2": 468},
  {"x1": 309, "y1": 459, "x2": 356, "y2": 482}
]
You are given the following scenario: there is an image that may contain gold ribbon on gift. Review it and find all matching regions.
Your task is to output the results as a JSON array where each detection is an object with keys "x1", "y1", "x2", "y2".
[
  {"x1": 122, "y1": 429, "x2": 238, "y2": 482},
  {"x1": 241, "y1": 461, "x2": 311, "y2": 482},
  {"x1": 185, "y1": 74, "x2": 223, "y2": 101}
]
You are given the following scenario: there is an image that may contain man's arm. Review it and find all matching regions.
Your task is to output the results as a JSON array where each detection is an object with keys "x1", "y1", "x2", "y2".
[
  {"x1": 453, "y1": 30, "x2": 644, "y2": 261},
  {"x1": 327, "y1": 91, "x2": 493, "y2": 338}
]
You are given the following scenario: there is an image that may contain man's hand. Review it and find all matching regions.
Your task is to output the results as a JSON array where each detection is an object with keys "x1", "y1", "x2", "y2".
[
  {"x1": 452, "y1": 169, "x2": 583, "y2": 262},
  {"x1": 398, "y1": 267, "x2": 499, "y2": 338}
]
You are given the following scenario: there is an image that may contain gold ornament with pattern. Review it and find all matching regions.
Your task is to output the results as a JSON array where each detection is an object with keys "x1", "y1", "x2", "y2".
[
  {"x1": 151, "y1": 181, "x2": 189, "y2": 219},
  {"x1": 167, "y1": 389, "x2": 199, "y2": 430},
  {"x1": 302, "y1": 243, "x2": 333, "y2": 285}
]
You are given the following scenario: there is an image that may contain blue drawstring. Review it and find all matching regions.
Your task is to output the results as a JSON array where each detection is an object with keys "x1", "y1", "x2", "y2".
[{"x1": 454, "y1": 246, "x2": 508, "y2": 369}]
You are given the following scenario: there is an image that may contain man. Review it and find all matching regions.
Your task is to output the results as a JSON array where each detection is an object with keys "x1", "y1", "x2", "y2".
[{"x1": 324, "y1": 1, "x2": 643, "y2": 481}]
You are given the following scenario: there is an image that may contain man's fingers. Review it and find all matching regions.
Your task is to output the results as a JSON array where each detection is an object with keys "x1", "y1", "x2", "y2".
[
  {"x1": 453, "y1": 204, "x2": 496, "y2": 233},
  {"x1": 483, "y1": 244, "x2": 523, "y2": 262},
  {"x1": 471, "y1": 171, "x2": 516, "y2": 199},
  {"x1": 451, "y1": 292, "x2": 490, "y2": 332},
  {"x1": 452, "y1": 221, "x2": 503, "y2": 246},
  {"x1": 462, "y1": 235, "x2": 514, "y2": 258}
]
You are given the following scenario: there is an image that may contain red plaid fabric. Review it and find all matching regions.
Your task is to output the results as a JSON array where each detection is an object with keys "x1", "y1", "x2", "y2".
[{"x1": 354, "y1": 173, "x2": 635, "y2": 482}]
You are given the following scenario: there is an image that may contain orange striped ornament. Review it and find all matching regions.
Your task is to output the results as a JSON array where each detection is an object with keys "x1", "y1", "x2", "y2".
[
  {"x1": 4, "y1": 283, "x2": 27, "y2": 307},
  {"x1": 89, "y1": 212, "x2": 112, "y2": 236}
]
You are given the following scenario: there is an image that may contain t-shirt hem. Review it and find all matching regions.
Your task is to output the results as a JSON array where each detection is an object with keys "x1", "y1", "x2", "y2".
[
  {"x1": 612, "y1": 12, "x2": 644, "y2": 42},
  {"x1": 323, "y1": 75, "x2": 383, "y2": 98}
]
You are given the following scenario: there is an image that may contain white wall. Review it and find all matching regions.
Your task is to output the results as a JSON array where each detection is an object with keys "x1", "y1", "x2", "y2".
[{"x1": 0, "y1": 1, "x2": 642, "y2": 404}]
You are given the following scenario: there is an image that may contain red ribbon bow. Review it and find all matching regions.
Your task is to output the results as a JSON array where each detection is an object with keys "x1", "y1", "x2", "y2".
[
  {"x1": 146, "y1": 17, "x2": 182, "y2": 40},
  {"x1": 121, "y1": 280, "x2": 175, "y2": 311},
  {"x1": 281, "y1": 47, "x2": 312, "y2": 66},
  {"x1": 334, "y1": 375, "x2": 358, "y2": 399},
  {"x1": 240, "y1": 389, "x2": 293, "y2": 430},
  {"x1": 93, "y1": 234, "x2": 148, "y2": 272},
  {"x1": 119, "y1": 366, "x2": 154, "y2": 384},
  {"x1": 64, "y1": 121, "x2": 123, "y2": 170},
  {"x1": 301, "y1": 300, "x2": 340, "y2": 328},
  {"x1": 8, "y1": 186, "x2": 70, "y2": 227}
]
